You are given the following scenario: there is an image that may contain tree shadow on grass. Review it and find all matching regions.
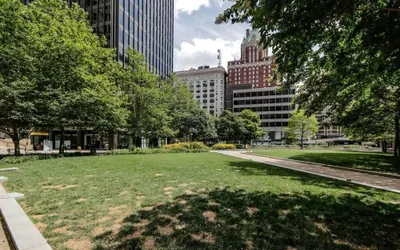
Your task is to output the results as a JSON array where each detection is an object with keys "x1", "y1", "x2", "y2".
[
  {"x1": 287, "y1": 152, "x2": 400, "y2": 175},
  {"x1": 227, "y1": 161, "x2": 376, "y2": 195},
  {"x1": 93, "y1": 189, "x2": 400, "y2": 250}
]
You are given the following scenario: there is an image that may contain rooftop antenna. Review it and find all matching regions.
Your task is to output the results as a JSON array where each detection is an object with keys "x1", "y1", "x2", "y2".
[{"x1": 217, "y1": 49, "x2": 222, "y2": 67}]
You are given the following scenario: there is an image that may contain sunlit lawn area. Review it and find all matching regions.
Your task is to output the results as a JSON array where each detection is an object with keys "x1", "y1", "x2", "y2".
[
  {"x1": 2, "y1": 153, "x2": 400, "y2": 250},
  {"x1": 249, "y1": 148, "x2": 400, "y2": 175}
]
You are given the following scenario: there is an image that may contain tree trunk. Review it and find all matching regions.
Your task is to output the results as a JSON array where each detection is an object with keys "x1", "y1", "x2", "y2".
[
  {"x1": 108, "y1": 132, "x2": 114, "y2": 150},
  {"x1": 91, "y1": 131, "x2": 97, "y2": 154},
  {"x1": 382, "y1": 140, "x2": 387, "y2": 153},
  {"x1": 300, "y1": 131, "x2": 304, "y2": 150},
  {"x1": 395, "y1": 115, "x2": 400, "y2": 157},
  {"x1": 59, "y1": 127, "x2": 65, "y2": 154},
  {"x1": 12, "y1": 128, "x2": 20, "y2": 156}
]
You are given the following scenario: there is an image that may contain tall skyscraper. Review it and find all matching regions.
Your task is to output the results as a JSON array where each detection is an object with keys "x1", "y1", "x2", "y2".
[{"x1": 78, "y1": 0, "x2": 174, "y2": 77}]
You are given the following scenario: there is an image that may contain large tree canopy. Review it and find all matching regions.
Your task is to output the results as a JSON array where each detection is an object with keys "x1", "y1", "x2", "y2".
[{"x1": 217, "y1": 0, "x2": 400, "y2": 155}]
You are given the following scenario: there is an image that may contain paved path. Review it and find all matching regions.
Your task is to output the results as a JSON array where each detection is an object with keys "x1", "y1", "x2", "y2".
[{"x1": 216, "y1": 151, "x2": 400, "y2": 194}]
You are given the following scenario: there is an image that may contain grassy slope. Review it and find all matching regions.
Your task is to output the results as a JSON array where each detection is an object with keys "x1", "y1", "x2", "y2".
[
  {"x1": 2, "y1": 153, "x2": 400, "y2": 250},
  {"x1": 250, "y1": 148, "x2": 400, "y2": 175}
]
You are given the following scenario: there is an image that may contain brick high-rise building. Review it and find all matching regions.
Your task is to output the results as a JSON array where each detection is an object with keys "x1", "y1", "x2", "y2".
[{"x1": 227, "y1": 29, "x2": 275, "y2": 88}]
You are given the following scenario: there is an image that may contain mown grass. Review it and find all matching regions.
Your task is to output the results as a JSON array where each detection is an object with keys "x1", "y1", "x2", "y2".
[
  {"x1": 2, "y1": 153, "x2": 400, "y2": 250},
  {"x1": 250, "y1": 148, "x2": 400, "y2": 175}
]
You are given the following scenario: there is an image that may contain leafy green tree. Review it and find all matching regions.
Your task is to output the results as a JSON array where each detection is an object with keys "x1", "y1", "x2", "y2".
[
  {"x1": 216, "y1": 110, "x2": 239, "y2": 142},
  {"x1": 286, "y1": 109, "x2": 319, "y2": 149},
  {"x1": 336, "y1": 92, "x2": 395, "y2": 153},
  {"x1": 0, "y1": 0, "x2": 37, "y2": 155},
  {"x1": 238, "y1": 109, "x2": 265, "y2": 144},
  {"x1": 283, "y1": 127, "x2": 297, "y2": 145},
  {"x1": 216, "y1": 110, "x2": 264, "y2": 143},
  {"x1": 216, "y1": 0, "x2": 400, "y2": 155},
  {"x1": 27, "y1": 0, "x2": 127, "y2": 153},
  {"x1": 122, "y1": 49, "x2": 174, "y2": 141},
  {"x1": 174, "y1": 108, "x2": 216, "y2": 142}
]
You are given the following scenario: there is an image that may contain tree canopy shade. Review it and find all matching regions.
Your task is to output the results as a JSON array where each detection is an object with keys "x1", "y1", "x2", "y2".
[
  {"x1": 216, "y1": 110, "x2": 264, "y2": 143},
  {"x1": 217, "y1": 0, "x2": 400, "y2": 155},
  {"x1": 286, "y1": 109, "x2": 319, "y2": 149},
  {"x1": 0, "y1": 0, "x2": 38, "y2": 155}
]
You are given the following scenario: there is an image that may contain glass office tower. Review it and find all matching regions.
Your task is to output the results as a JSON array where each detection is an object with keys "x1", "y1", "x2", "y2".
[{"x1": 78, "y1": 0, "x2": 174, "y2": 77}]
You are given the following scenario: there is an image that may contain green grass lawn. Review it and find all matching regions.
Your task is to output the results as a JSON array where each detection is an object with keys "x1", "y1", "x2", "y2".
[
  {"x1": 2, "y1": 153, "x2": 400, "y2": 250},
  {"x1": 250, "y1": 148, "x2": 400, "y2": 175}
]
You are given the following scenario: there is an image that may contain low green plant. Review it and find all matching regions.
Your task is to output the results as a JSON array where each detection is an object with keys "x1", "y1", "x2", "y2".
[
  {"x1": 162, "y1": 142, "x2": 209, "y2": 150},
  {"x1": 211, "y1": 143, "x2": 237, "y2": 150}
]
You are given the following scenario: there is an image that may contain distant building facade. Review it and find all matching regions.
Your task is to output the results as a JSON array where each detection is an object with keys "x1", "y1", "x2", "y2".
[
  {"x1": 77, "y1": 0, "x2": 174, "y2": 77},
  {"x1": 315, "y1": 109, "x2": 344, "y2": 139},
  {"x1": 225, "y1": 30, "x2": 295, "y2": 144},
  {"x1": 227, "y1": 29, "x2": 276, "y2": 88},
  {"x1": 175, "y1": 66, "x2": 227, "y2": 116}
]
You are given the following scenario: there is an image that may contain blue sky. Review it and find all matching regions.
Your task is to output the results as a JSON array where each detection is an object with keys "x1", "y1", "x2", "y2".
[{"x1": 174, "y1": 0, "x2": 250, "y2": 71}]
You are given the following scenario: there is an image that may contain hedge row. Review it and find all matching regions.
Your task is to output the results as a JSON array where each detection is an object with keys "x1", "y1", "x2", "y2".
[
  {"x1": 162, "y1": 142, "x2": 209, "y2": 150},
  {"x1": 211, "y1": 143, "x2": 237, "y2": 150}
]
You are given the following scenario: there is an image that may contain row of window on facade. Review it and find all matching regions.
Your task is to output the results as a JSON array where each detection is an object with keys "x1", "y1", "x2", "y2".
[
  {"x1": 234, "y1": 97, "x2": 294, "y2": 105},
  {"x1": 260, "y1": 114, "x2": 292, "y2": 119},
  {"x1": 234, "y1": 89, "x2": 296, "y2": 98},
  {"x1": 228, "y1": 57, "x2": 271, "y2": 66},
  {"x1": 234, "y1": 105, "x2": 293, "y2": 113},
  {"x1": 261, "y1": 122, "x2": 289, "y2": 127},
  {"x1": 230, "y1": 65, "x2": 272, "y2": 72}
]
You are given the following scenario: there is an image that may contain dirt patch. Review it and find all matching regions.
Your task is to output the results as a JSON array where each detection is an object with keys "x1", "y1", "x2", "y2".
[
  {"x1": 159, "y1": 214, "x2": 180, "y2": 223},
  {"x1": 178, "y1": 199, "x2": 187, "y2": 205},
  {"x1": 175, "y1": 224, "x2": 185, "y2": 230},
  {"x1": 108, "y1": 205, "x2": 128, "y2": 215},
  {"x1": 42, "y1": 184, "x2": 77, "y2": 190},
  {"x1": 32, "y1": 214, "x2": 45, "y2": 220},
  {"x1": 157, "y1": 225, "x2": 174, "y2": 236},
  {"x1": 141, "y1": 206, "x2": 154, "y2": 211},
  {"x1": 279, "y1": 209, "x2": 291, "y2": 215},
  {"x1": 119, "y1": 191, "x2": 130, "y2": 196},
  {"x1": 167, "y1": 180, "x2": 177, "y2": 183},
  {"x1": 246, "y1": 240, "x2": 254, "y2": 249},
  {"x1": 134, "y1": 219, "x2": 150, "y2": 228},
  {"x1": 165, "y1": 191, "x2": 172, "y2": 196},
  {"x1": 97, "y1": 216, "x2": 112, "y2": 223},
  {"x1": 136, "y1": 195, "x2": 145, "y2": 200},
  {"x1": 184, "y1": 190, "x2": 196, "y2": 195},
  {"x1": 65, "y1": 239, "x2": 93, "y2": 250},
  {"x1": 53, "y1": 226, "x2": 73, "y2": 235},
  {"x1": 203, "y1": 211, "x2": 216, "y2": 222},
  {"x1": 143, "y1": 237, "x2": 156, "y2": 250},
  {"x1": 155, "y1": 173, "x2": 164, "y2": 177},
  {"x1": 127, "y1": 230, "x2": 142, "y2": 239},
  {"x1": 85, "y1": 175, "x2": 94, "y2": 178},
  {"x1": 198, "y1": 187, "x2": 208, "y2": 192},
  {"x1": 247, "y1": 207, "x2": 260, "y2": 216},
  {"x1": 191, "y1": 232, "x2": 215, "y2": 244},
  {"x1": 54, "y1": 219, "x2": 64, "y2": 225},
  {"x1": 90, "y1": 186, "x2": 100, "y2": 190},
  {"x1": 77, "y1": 198, "x2": 87, "y2": 203},
  {"x1": 208, "y1": 201, "x2": 220, "y2": 206},
  {"x1": 92, "y1": 227, "x2": 106, "y2": 236},
  {"x1": 314, "y1": 222, "x2": 330, "y2": 233},
  {"x1": 163, "y1": 186, "x2": 174, "y2": 191},
  {"x1": 178, "y1": 183, "x2": 189, "y2": 187},
  {"x1": 35, "y1": 222, "x2": 47, "y2": 232}
]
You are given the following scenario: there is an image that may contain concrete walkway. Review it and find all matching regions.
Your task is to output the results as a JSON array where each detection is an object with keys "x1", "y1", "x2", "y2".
[{"x1": 216, "y1": 151, "x2": 400, "y2": 194}]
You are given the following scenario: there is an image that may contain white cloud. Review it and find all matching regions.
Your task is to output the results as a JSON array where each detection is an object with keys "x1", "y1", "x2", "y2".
[
  {"x1": 174, "y1": 38, "x2": 242, "y2": 71},
  {"x1": 175, "y1": 0, "x2": 223, "y2": 18}
]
